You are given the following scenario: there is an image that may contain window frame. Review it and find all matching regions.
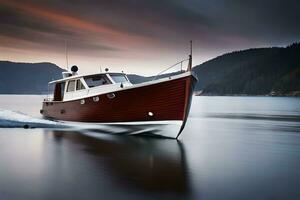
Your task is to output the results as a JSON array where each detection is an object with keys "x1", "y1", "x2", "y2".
[
  {"x1": 108, "y1": 73, "x2": 129, "y2": 83},
  {"x1": 76, "y1": 79, "x2": 86, "y2": 91},
  {"x1": 66, "y1": 80, "x2": 76, "y2": 92},
  {"x1": 83, "y1": 74, "x2": 112, "y2": 88}
]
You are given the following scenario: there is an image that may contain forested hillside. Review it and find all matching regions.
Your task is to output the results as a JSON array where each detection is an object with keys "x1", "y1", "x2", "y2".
[
  {"x1": 0, "y1": 61, "x2": 64, "y2": 94},
  {"x1": 192, "y1": 43, "x2": 300, "y2": 96},
  {"x1": 1, "y1": 43, "x2": 299, "y2": 96}
]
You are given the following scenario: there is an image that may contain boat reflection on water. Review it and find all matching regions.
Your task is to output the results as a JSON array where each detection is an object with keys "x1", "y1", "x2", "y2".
[{"x1": 48, "y1": 129, "x2": 191, "y2": 198}]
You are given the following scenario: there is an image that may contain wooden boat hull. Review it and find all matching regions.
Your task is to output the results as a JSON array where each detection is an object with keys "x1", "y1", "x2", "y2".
[{"x1": 41, "y1": 72, "x2": 197, "y2": 138}]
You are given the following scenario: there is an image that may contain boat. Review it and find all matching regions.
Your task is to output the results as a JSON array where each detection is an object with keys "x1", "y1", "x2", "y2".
[{"x1": 41, "y1": 46, "x2": 197, "y2": 139}]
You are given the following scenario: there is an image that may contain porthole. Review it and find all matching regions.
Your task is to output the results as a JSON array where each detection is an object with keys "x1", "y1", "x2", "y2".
[
  {"x1": 80, "y1": 99, "x2": 85, "y2": 105},
  {"x1": 107, "y1": 93, "x2": 116, "y2": 99},
  {"x1": 93, "y1": 96, "x2": 100, "y2": 102}
]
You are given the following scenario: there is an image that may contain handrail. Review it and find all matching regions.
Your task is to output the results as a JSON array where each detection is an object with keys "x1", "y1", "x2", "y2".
[{"x1": 152, "y1": 58, "x2": 189, "y2": 81}]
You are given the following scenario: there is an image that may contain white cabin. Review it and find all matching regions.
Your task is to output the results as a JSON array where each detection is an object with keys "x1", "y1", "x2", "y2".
[{"x1": 48, "y1": 72, "x2": 132, "y2": 102}]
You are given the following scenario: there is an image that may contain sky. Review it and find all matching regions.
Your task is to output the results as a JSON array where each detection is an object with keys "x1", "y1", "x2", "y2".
[{"x1": 0, "y1": 0, "x2": 299, "y2": 75}]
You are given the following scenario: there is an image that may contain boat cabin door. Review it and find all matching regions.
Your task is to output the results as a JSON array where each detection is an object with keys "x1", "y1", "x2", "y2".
[{"x1": 53, "y1": 82, "x2": 65, "y2": 101}]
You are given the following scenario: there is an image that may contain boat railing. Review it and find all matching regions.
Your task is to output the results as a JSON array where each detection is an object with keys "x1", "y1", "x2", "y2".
[
  {"x1": 44, "y1": 96, "x2": 52, "y2": 102},
  {"x1": 152, "y1": 58, "x2": 189, "y2": 81},
  {"x1": 44, "y1": 90, "x2": 53, "y2": 101},
  {"x1": 44, "y1": 83, "x2": 54, "y2": 102}
]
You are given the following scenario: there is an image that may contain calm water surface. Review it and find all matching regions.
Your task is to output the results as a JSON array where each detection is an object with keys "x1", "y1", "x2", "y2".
[{"x1": 0, "y1": 95, "x2": 300, "y2": 200}]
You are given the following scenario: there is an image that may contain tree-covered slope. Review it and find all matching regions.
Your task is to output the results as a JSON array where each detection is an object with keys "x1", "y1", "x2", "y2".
[
  {"x1": 0, "y1": 61, "x2": 64, "y2": 94},
  {"x1": 0, "y1": 42, "x2": 299, "y2": 96},
  {"x1": 193, "y1": 43, "x2": 300, "y2": 95}
]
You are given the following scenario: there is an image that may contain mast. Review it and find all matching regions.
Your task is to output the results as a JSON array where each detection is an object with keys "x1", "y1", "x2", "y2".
[
  {"x1": 187, "y1": 40, "x2": 192, "y2": 71},
  {"x1": 65, "y1": 40, "x2": 69, "y2": 70}
]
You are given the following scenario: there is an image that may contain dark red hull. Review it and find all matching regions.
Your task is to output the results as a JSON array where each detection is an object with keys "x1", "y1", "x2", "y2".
[{"x1": 42, "y1": 74, "x2": 197, "y2": 124}]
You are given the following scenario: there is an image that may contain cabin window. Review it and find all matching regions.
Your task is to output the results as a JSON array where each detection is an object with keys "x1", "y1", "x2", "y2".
[
  {"x1": 67, "y1": 80, "x2": 76, "y2": 92},
  {"x1": 110, "y1": 74, "x2": 128, "y2": 83},
  {"x1": 84, "y1": 75, "x2": 111, "y2": 88},
  {"x1": 76, "y1": 79, "x2": 86, "y2": 90}
]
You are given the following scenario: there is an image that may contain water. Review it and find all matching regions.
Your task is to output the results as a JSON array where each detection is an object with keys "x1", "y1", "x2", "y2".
[{"x1": 0, "y1": 95, "x2": 300, "y2": 200}]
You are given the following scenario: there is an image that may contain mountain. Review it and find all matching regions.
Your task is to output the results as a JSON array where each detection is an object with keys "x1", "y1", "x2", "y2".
[
  {"x1": 192, "y1": 42, "x2": 300, "y2": 96},
  {"x1": 1, "y1": 42, "x2": 299, "y2": 95},
  {"x1": 130, "y1": 42, "x2": 300, "y2": 96},
  {"x1": 0, "y1": 61, "x2": 64, "y2": 94}
]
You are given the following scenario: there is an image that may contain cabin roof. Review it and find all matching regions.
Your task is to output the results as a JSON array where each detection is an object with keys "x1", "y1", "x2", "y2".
[{"x1": 49, "y1": 72, "x2": 126, "y2": 84}]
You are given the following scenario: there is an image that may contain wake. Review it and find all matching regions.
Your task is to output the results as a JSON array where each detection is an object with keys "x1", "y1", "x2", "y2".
[
  {"x1": 0, "y1": 109, "x2": 65, "y2": 128},
  {"x1": 0, "y1": 109, "x2": 178, "y2": 138}
]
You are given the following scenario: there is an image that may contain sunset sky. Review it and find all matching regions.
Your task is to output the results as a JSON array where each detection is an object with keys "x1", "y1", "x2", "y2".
[{"x1": 0, "y1": 0, "x2": 299, "y2": 75}]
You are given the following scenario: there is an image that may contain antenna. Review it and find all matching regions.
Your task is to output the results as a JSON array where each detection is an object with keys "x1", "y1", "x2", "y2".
[
  {"x1": 187, "y1": 40, "x2": 192, "y2": 71},
  {"x1": 65, "y1": 40, "x2": 69, "y2": 70},
  {"x1": 190, "y1": 40, "x2": 193, "y2": 58}
]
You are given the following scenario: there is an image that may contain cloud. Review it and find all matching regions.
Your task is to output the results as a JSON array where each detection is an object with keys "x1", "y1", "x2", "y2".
[
  {"x1": 0, "y1": 0, "x2": 299, "y2": 74},
  {"x1": 193, "y1": 0, "x2": 300, "y2": 43}
]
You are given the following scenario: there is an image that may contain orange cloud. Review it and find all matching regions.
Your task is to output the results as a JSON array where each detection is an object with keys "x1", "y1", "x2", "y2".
[{"x1": 0, "y1": 0, "x2": 147, "y2": 45}]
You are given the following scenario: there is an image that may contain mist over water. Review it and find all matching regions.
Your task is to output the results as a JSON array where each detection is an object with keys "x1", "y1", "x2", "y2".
[{"x1": 0, "y1": 95, "x2": 300, "y2": 200}]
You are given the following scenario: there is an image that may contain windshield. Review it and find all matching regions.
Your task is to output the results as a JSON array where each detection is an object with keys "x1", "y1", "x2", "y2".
[
  {"x1": 84, "y1": 75, "x2": 111, "y2": 88},
  {"x1": 110, "y1": 74, "x2": 128, "y2": 83}
]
